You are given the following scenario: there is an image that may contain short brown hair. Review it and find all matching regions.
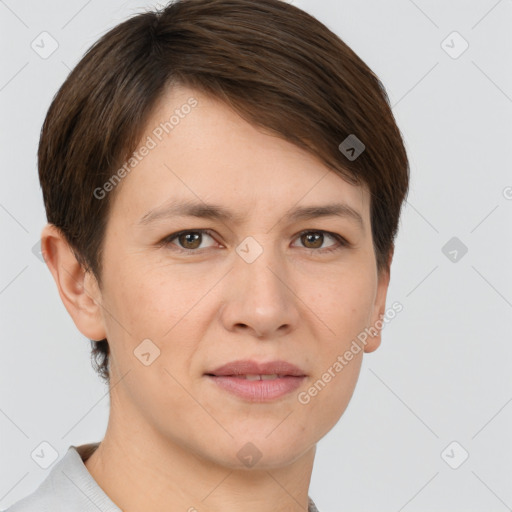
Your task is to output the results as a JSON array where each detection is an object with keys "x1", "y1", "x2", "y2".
[{"x1": 38, "y1": 0, "x2": 409, "y2": 384}]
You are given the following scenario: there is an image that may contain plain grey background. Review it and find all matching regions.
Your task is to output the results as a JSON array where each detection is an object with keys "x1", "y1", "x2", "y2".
[{"x1": 1, "y1": 1, "x2": 511, "y2": 511}]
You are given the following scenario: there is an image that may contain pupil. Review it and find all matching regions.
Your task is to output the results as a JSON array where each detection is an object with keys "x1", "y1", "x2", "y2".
[
  {"x1": 305, "y1": 232, "x2": 322, "y2": 248},
  {"x1": 182, "y1": 232, "x2": 200, "y2": 249}
]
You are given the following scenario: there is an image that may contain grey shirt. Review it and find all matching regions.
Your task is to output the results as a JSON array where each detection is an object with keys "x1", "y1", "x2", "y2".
[{"x1": 3, "y1": 443, "x2": 320, "y2": 512}]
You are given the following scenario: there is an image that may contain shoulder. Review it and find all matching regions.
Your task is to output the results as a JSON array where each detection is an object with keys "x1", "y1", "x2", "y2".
[
  {"x1": 2, "y1": 465, "x2": 55, "y2": 512},
  {"x1": 2, "y1": 443, "x2": 103, "y2": 512}
]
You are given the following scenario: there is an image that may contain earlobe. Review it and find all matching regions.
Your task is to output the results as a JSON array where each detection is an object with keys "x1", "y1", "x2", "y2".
[
  {"x1": 363, "y1": 247, "x2": 394, "y2": 354},
  {"x1": 40, "y1": 223, "x2": 107, "y2": 341}
]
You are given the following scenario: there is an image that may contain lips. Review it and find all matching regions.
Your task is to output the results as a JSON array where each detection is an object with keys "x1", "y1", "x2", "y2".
[
  {"x1": 205, "y1": 359, "x2": 307, "y2": 402},
  {"x1": 205, "y1": 359, "x2": 307, "y2": 377}
]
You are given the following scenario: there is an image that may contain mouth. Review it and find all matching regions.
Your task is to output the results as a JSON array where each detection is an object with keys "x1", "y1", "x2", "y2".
[
  {"x1": 204, "y1": 360, "x2": 307, "y2": 402},
  {"x1": 205, "y1": 373, "x2": 295, "y2": 380}
]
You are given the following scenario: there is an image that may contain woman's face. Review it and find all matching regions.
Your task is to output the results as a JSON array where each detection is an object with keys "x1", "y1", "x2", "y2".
[{"x1": 84, "y1": 84, "x2": 390, "y2": 468}]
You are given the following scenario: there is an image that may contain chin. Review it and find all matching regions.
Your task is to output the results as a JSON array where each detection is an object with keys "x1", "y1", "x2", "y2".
[{"x1": 212, "y1": 430, "x2": 315, "y2": 470}]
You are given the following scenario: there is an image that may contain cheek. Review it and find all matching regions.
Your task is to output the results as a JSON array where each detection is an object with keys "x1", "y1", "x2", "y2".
[
  {"x1": 307, "y1": 267, "x2": 377, "y2": 340},
  {"x1": 102, "y1": 262, "x2": 215, "y2": 384},
  {"x1": 297, "y1": 348, "x2": 363, "y2": 441},
  {"x1": 104, "y1": 260, "x2": 195, "y2": 336},
  {"x1": 294, "y1": 268, "x2": 374, "y2": 402}
]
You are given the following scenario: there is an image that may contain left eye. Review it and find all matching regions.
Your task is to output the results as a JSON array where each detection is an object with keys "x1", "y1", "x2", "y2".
[
  {"x1": 293, "y1": 230, "x2": 346, "y2": 252},
  {"x1": 163, "y1": 230, "x2": 218, "y2": 251},
  {"x1": 160, "y1": 229, "x2": 347, "y2": 253}
]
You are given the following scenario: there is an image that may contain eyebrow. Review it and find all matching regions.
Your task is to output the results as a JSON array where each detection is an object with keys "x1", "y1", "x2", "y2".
[{"x1": 138, "y1": 199, "x2": 364, "y2": 230}]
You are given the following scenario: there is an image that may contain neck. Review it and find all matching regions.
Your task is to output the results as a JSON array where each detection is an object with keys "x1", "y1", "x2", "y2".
[{"x1": 85, "y1": 402, "x2": 316, "y2": 512}]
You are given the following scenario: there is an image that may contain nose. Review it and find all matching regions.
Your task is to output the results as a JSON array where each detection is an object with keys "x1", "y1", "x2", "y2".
[{"x1": 218, "y1": 241, "x2": 300, "y2": 339}]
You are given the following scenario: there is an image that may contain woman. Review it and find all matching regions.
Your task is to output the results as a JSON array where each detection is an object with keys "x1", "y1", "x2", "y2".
[{"x1": 5, "y1": 0, "x2": 409, "y2": 510}]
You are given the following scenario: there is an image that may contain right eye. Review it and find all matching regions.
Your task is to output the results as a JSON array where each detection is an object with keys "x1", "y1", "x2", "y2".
[{"x1": 160, "y1": 229, "x2": 220, "y2": 253}]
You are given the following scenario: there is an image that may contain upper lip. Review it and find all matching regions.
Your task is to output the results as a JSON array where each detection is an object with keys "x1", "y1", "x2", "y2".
[{"x1": 206, "y1": 359, "x2": 307, "y2": 377}]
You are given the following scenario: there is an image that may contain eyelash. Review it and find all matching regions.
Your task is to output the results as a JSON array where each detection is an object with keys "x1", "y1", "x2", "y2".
[{"x1": 159, "y1": 229, "x2": 349, "y2": 255}]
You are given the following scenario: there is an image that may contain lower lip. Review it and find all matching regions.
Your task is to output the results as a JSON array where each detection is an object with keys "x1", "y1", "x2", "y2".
[{"x1": 206, "y1": 375, "x2": 306, "y2": 402}]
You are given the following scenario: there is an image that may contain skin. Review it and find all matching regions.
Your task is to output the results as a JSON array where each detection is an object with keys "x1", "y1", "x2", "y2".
[{"x1": 41, "y1": 84, "x2": 392, "y2": 512}]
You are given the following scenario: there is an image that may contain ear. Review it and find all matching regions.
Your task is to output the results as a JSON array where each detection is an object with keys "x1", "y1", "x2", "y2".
[
  {"x1": 363, "y1": 246, "x2": 394, "y2": 353},
  {"x1": 40, "y1": 223, "x2": 107, "y2": 341}
]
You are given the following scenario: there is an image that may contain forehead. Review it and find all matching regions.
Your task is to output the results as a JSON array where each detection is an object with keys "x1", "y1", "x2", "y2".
[{"x1": 110, "y1": 84, "x2": 370, "y2": 228}]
